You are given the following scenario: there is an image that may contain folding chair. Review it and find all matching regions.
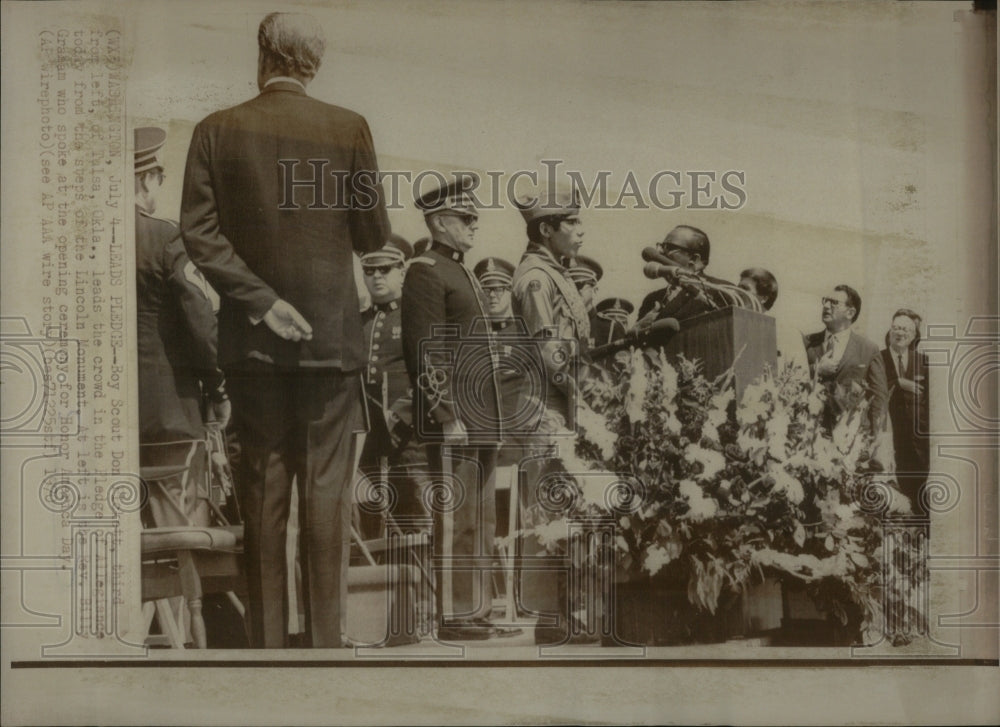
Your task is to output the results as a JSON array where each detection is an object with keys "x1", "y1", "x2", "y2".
[{"x1": 140, "y1": 427, "x2": 247, "y2": 648}]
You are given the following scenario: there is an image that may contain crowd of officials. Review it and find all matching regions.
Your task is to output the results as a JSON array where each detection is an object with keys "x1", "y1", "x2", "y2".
[{"x1": 136, "y1": 12, "x2": 930, "y2": 648}]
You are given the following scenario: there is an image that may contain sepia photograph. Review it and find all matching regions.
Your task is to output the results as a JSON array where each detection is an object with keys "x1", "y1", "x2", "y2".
[{"x1": 1, "y1": 0, "x2": 998, "y2": 724}]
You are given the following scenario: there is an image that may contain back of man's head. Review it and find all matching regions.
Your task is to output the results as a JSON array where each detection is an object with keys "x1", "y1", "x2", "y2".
[{"x1": 258, "y1": 13, "x2": 326, "y2": 81}]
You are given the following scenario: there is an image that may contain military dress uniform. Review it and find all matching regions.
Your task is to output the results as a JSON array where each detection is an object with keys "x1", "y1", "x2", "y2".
[
  {"x1": 400, "y1": 177, "x2": 505, "y2": 638},
  {"x1": 566, "y1": 255, "x2": 604, "y2": 349},
  {"x1": 590, "y1": 297, "x2": 634, "y2": 348},
  {"x1": 135, "y1": 127, "x2": 225, "y2": 528},
  {"x1": 357, "y1": 237, "x2": 426, "y2": 533}
]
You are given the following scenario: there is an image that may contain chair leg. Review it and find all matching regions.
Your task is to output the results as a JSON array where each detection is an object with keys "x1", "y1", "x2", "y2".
[
  {"x1": 177, "y1": 550, "x2": 207, "y2": 649},
  {"x1": 155, "y1": 599, "x2": 186, "y2": 648},
  {"x1": 142, "y1": 601, "x2": 156, "y2": 636},
  {"x1": 504, "y1": 465, "x2": 519, "y2": 623},
  {"x1": 226, "y1": 591, "x2": 246, "y2": 618}
]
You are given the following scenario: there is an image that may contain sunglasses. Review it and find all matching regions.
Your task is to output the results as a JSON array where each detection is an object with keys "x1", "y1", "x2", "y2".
[{"x1": 363, "y1": 264, "x2": 403, "y2": 276}]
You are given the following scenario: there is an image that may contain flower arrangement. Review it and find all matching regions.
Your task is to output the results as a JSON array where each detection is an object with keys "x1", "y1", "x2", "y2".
[{"x1": 523, "y1": 349, "x2": 927, "y2": 645}]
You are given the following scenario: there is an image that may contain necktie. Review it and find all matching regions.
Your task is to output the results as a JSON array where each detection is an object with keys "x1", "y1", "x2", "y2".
[
  {"x1": 824, "y1": 335, "x2": 835, "y2": 356},
  {"x1": 897, "y1": 353, "x2": 905, "y2": 377}
]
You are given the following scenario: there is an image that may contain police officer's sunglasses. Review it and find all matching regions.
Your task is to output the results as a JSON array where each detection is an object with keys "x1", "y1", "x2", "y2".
[{"x1": 363, "y1": 264, "x2": 403, "y2": 276}]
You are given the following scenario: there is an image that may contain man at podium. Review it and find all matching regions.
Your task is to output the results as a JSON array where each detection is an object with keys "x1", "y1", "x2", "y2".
[{"x1": 636, "y1": 225, "x2": 734, "y2": 324}]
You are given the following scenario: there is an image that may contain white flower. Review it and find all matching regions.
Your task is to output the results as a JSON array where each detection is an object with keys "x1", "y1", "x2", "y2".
[
  {"x1": 678, "y1": 478, "x2": 718, "y2": 520},
  {"x1": 643, "y1": 542, "x2": 681, "y2": 577},
  {"x1": 530, "y1": 519, "x2": 570, "y2": 548},
  {"x1": 701, "y1": 420, "x2": 720, "y2": 445},
  {"x1": 768, "y1": 464, "x2": 805, "y2": 505},
  {"x1": 688, "y1": 444, "x2": 726, "y2": 481},
  {"x1": 578, "y1": 474, "x2": 620, "y2": 509},
  {"x1": 575, "y1": 402, "x2": 616, "y2": 461},
  {"x1": 807, "y1": 388, "x2": 825, "y2": 417},
  {"x1": 626, "y1": 350, "x2": 648, "y2": 423},
  {"x1": 664, "y1": 412, "x2": 682, "y2": 436},
  {"x1": 659, "y1": 356, "x2": 679, "y2": 404},
  {"x1": 766, "y1": 410, "x2": 791, "y2": 462}
]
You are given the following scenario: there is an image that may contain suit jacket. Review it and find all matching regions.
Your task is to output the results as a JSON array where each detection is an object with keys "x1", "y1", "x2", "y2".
[
  {"x1": 136, "y1": 207, "x2": 221, "y2": 442},
  {"x1": 805, "y1": 329, "x2": 888, "y2": 431},
  {"x1": 180, "y1": 81, "x2": 390, "y2": 369},
  {"x1": 881, "y1": 347, "x2": 930, "y2": 472},
  {"x1": 637, "y1": 271, "x2": 733, "y2": 324},
  {"x1": 401, "y1": 244, "x2": 502, "y2": 443}
]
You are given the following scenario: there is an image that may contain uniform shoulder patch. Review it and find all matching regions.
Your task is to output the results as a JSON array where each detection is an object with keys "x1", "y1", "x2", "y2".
[{"x1": 410, "y1": 256, "x2": 436, "y2": 266}]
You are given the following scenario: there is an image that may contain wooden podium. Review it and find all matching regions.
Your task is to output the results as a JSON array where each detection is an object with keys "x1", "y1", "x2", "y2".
[{"x1": 661, "y1": 307, "x2": 777, "y2": 400}]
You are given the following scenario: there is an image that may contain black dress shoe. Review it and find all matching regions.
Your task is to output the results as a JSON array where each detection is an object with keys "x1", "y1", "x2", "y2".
[
  {"x1": 468, "y1": 617, "x2": 522, "y2": 638},
  {"x1": 436, "y1": 620, "x2": 494, "y2": 641}
]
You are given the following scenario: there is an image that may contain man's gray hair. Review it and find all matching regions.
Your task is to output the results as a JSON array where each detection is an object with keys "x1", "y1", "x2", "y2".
[{"x1": 258, "y1": 12, "x2": 326, "y2": 80}]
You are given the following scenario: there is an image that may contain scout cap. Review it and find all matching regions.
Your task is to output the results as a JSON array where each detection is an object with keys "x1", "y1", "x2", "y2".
[{"x1": 514, "y1": 188, "x2": 581, "y2": 223}]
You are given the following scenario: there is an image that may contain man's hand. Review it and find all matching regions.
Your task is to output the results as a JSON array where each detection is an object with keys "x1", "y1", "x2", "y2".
[
  {"x1": 263, "y1": 299, "x2": 313, "y2": 342},
  {"x1": 897, "y1": 376, "x2": 924, "y2": 395},
  {"x1": 442, "y1": 418, "x2": 468, "y2": 445},
  {"x1": 634, "y1": 302, "x2": 661, "y2": 332},
  {"x1": 815, "y1": 355, "x2": 839, "y2": 377}
]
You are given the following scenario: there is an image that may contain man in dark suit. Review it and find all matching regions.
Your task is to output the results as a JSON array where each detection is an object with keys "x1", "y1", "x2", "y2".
[
  {"x1": 401, "y1": 175, "x2": 509, "y2": 641},
  {"x1": 136, "y1": 126, "x2": 229, "y2": 528},
  {"x1": 804, "y1": 285, "x2": 888, "y2": 435},
  {"x1": 636, "y1": 225, "x2": 734, "y2": 325},
  {"x1": 180, "y1": 12, "x2": 390, "y2": 648},
  {"x1": 880, "y1": 309, "x2": 930, "y2": 516}
]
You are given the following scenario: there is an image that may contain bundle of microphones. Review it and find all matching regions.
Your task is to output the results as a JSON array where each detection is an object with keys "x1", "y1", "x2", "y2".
[
  {"x1": 588, "y1": 247, "x2": 762, "y2": 360},
  {"x1": 641, "y1": 247, "x2": 763, "y2": 313}
]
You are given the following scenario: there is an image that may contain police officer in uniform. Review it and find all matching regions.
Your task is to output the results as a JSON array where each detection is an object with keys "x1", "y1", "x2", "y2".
[
  {"x1": 401, "y1": 174, "x2": 513, "y2": 641},
  {"x1": 356, "y1": 235, "x2": 426, "y2": 535},
  {"x1": 135, "y1": 126, "x2": 229, "y2": 528},
  {"x1": 566, "y1": 255, "x2": 603, "y2": 348},
  {"x1": 591, "y1": 297, "x2": 635, "y2": 349}
]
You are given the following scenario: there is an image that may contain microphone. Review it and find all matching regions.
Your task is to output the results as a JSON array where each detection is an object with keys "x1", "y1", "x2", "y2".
[
  {"x1": 641, "y1": 246, "x2": 673, "y2": 266},
  {"x1": 643, "y1": 261, "x2": 690, "y2": 281},
  {"x1": 589, "y1": 317, "x2": 681, "y2": 360}
]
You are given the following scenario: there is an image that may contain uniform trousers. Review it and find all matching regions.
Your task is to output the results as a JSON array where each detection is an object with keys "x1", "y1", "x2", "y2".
[
  {"x1": 227, "y1": 360, "x2": 364, "y2": 648},
  {"x1": 425, "y1": 443, "x2": 498, "y2": 623}
]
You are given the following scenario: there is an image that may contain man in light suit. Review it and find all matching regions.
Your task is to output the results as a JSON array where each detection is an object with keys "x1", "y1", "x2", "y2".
[
  {"x1": 181, "y1": 12, "x2": 390, "y2": 648},
  {"x1": 804, "y1": 284, "x2": 888, "y2": 434}
]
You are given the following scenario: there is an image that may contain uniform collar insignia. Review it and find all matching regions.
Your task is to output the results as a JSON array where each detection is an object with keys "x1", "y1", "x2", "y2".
[
  {"x1": 431, "y1": 241, "x2": 464, "y2": 263},
  {"x1": 374, "y1": 299, "x2": 400, "y2": 313}
]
